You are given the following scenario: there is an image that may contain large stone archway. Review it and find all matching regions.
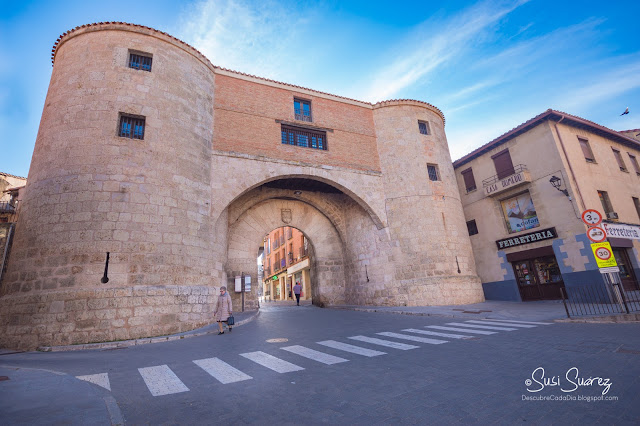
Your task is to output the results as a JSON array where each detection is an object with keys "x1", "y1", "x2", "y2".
[
  {"x1": 0, "y1": 23, "x2": 484, "y2": 350},
  {"x1": 226, "y1": 197, "x2": 347, "y2": 307}
]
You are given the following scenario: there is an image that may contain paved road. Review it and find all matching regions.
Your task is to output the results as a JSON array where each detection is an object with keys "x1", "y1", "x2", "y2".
[{"x1": 1, "y1": 305, "x2": 639, "y2": 424}]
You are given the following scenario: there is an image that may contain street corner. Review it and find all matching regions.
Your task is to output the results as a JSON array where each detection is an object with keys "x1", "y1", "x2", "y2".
[{"x1": 0, "y1": 365, "x2": 123, "y2": 425}]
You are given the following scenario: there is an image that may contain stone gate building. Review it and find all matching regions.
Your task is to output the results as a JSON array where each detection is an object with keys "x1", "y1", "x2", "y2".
[{"x1": 0, "y1": 22, "x2": 483, "y2": 349}]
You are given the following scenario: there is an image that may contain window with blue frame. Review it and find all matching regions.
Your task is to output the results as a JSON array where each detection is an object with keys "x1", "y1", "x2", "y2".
[
  {"x1": 294, "y1": 98, "x2": 312, "y2": 122},
  {"x1": 118, "y1": 114, "x2": 145, "y2": 140},
  {"x1": 129, "y1": 52, "x2": 152, "y2": 72},
  {"x1": 281, "y1": 125, "x2": 326, "y2": 150}
]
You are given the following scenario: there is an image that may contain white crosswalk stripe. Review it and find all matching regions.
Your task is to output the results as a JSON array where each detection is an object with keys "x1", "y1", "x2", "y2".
[
  {"x1": 479, "y1": 319, "x2": 552, "y2": 325},
  {"x1": 317, "y1": 340, "x2": 386, "y2": 357},
  {"x1": 193, "y1": 357, "x2": 252, "y2": 384},
  {"x1": 138, "y1": 365, "x2": 189, "y2": 396},
  {"x1": 468, "y1": 320, "x2": 536, "y2": 328},
  {"x1": 240, "y1": 351, "x2": 305, "y2": 373},
  {"x1": 425, "y1": 325, "x2": 497, "y2": 335},
  {"x1": 76, "y1": 373, "x2": 111, "y2": 391},
  {"x1": 402, "y1": 328, "x2": 473, "y2": 339},
  {"x1": 348, "y1": 335, "x2": 418, "y2": 350},
  {"x1": 281, "y1": 345, "x2": 349, "y2": 365},
  {"x1": 377, "y1": 332, "x2": 448, "y2": 345},
  {"x1": 447, "y1": 322, "x2": 517, "y2": 331}
]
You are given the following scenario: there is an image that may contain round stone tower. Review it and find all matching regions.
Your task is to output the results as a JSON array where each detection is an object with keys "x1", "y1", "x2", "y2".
[
  {"x1": 372, "y1": 100, "x2": 484, "y2": 305},
  {"x1": 0, "y1": 23, "x2": 218, "y2": 349}
]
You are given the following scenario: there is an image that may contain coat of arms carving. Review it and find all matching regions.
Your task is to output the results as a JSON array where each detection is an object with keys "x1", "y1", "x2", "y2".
[{"x1": 281, "y1": 209, "x2": 292, "y2": 224}]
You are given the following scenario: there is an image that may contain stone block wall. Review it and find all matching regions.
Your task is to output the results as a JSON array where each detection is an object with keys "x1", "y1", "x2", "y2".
[
  {"x1": 0, "y1": 23, "x2": 484, "y2": 350},
  {"x1": 0, "y1": 285, "x2": 216, "y2": 350},
  {"x1": 373, "y1": 101, "x2": 484, "y2": 305}
]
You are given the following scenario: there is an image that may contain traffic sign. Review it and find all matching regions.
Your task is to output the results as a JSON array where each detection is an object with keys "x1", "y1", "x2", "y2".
[
  {"x1": 586, "y1": 226, "x2": 606, "y2": 243},
  {"x1": 599, "y1": 266, "x2": 620, "y2": 274},
  {"x1": 590, "y1": 242, "x2": 618, "y2": 268},
  {"x1": 582, "y1": 209, "x2": 602, "y2": 226}
]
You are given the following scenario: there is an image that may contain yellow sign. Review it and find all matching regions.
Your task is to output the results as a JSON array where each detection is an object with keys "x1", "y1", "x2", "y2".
[{"x1": 590, "y1": 242, "x2": 618, "y2": 268}]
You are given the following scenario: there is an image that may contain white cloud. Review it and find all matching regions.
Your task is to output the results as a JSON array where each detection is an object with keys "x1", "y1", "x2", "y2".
[
  {"x1": 359, "y1": 0, "x2": 531, "y2": 102},
  {"x1": 177, "y1": 0, "x2": 312, "y2": 81},
  {"x1": 558, "y1": 58, "x2": 640, "y2": 112}
]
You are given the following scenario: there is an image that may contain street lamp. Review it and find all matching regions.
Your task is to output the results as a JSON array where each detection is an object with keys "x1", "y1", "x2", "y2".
[{"x1": 549, "y1": 175, "x2": 570, "y2": 197}]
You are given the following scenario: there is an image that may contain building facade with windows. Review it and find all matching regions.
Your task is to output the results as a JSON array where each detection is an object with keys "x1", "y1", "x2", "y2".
[
  {"x1": 262, "y1": 226, "x2": 311, "y2": 302},
  {"x1": 454, "y1": 109, "x2": 640, "y2": 301},
  {"x1": 0, "y1": 172, "x2": 27, "y2": 287},
  {"x1": 0, "y1": 23, "x2": 483, "y2": 349}
]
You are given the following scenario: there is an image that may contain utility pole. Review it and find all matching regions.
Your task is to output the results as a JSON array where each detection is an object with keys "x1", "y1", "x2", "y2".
[{"x1": 241, "y1": 272, "x2": 245, "y2": 312}]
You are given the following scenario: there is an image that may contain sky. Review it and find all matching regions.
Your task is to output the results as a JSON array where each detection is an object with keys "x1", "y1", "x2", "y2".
[{"x1": 1, "y1": 0, "x2": 639, "y2": 179}]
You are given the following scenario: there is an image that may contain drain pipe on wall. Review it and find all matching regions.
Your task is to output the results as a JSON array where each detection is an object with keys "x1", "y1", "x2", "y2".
[{"x1": 553, "y1": 115, "x2": 587, "y2": 212}]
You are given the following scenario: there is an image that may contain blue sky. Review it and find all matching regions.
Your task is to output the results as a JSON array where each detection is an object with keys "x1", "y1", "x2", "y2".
[{"x1": 1, "y1": 0, "x2": 639, "y2": 178}]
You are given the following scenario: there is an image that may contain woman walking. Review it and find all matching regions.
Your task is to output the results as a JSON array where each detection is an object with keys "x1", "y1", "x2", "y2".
[{"x1": 214, "y1": 286, "x2": 233, "y2": 335}]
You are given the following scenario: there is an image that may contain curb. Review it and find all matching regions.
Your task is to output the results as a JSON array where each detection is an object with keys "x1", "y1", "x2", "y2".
[
  {"x1": 37, "y1": 310, "x2": 260, "y2": 352},
  {"x1": 0, "y1": 365, "x2": 125, "y2": 425},
  {"x1": 328, "y1": 305, "x2": 565, "y2": 321},
  {"x1": 554, "y1": 313, "x2": 640, "y2": 323},
  {"x1": 328, "y1": 306, "x2": 467, "y2": 318}
]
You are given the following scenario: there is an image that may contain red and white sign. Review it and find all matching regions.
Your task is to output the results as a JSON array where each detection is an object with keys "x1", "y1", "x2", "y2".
[
  {"x1": 581, "y1": 209, "x2": 602, "y2": 226},
  {"x1": 594, "y1": 246, "x2": 612, "y2": 261},
  {"x1": 586, "y1": 226, "x2": 606, "y2": 243}
]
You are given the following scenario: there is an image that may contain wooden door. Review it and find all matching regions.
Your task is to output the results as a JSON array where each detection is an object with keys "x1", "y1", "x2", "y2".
[{"x1": 514, "y1": 260, "x2": 542, "y2": 300}]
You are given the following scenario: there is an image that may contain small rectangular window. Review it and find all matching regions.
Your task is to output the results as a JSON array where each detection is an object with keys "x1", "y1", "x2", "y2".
[
  {"x1": 628, "y1": 153, "x2": 640, "y2": 175},
  {"x1": 118, "y1": 114, "x2": 145, "y2": 139},
  {"x1": 633, "y1": 197, "x2": 640, "y2": 221},
  {"x1": 466, "y1": 220, "x2": 478, "y2": 236},
  {"x1": 612, "y1": 148, "x2": 628, "y2": 172},
  {"x1": 598, "y1": 190, "x2": 614, "y2": 214},
  {"x1": 427, "y1": 164, "x2": 439, "y2": 181},
  {"x1": 128, "y1": 52, "x2": 152, "y2": 72},
  {"x1": 418, "y1": 120, "x2": 430, "y2": 135},
  {"x1": 294, "y1": 98, "x2": 312, "y2": 122},
  {"x1": 579, "y1": 138, "x2": 595, "y2": 163},
  {"x1": 281, "y1": 125, "x2": 327, "y2": 150},
  {"x1": 461, "y1": 168, "x2": 476, "y2": 192}
]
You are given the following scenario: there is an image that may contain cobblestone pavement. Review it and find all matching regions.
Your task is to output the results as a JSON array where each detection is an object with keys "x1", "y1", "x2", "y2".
[{"x1": 1, "y1": 305, "x2": 639, "y2": 424}]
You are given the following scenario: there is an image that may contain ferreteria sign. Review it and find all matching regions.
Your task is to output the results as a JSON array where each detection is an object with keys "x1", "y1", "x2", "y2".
[
  {"x1": 602, "y1": 222, "x2": 640, "y2": 240},
  {"x1": 496, "y1": 227, "x2": 558, "y2": 249}
]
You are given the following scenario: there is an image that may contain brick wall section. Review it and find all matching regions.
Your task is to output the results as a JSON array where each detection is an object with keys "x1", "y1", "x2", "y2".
[{"x1": 213, "y1": 74, "x2": 379, "y2": 173}]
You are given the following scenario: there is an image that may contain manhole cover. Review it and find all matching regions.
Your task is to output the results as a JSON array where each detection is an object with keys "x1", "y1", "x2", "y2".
[{"x1": 266, "y1": 338, "x2": 289, "y2": 343}]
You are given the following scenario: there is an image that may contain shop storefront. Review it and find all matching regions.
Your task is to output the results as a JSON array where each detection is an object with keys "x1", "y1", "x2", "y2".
[
  {"x1": 497, "y1": 227, "x2": 566, "y2": 301},
  {"x1": 602, "y1": 223, "x2": 640, "y2": 292}
]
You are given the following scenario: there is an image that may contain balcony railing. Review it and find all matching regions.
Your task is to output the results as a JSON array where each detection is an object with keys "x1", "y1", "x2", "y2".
[
  {"x1": 299, "y1": 247, "x2": 308, "y2": 259},
  {"x1": 482, "y1": 164, "x2": 528, "y2": 187},
  {"x1": 482, "y1": 164, "x2": 532, "y2": 197},
  {"x1": 0, "y1": 202, "x2": 16, "y2": 213},
  {"x1": 294, "y1": 109, "x2": 312, "y2": 122}
]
